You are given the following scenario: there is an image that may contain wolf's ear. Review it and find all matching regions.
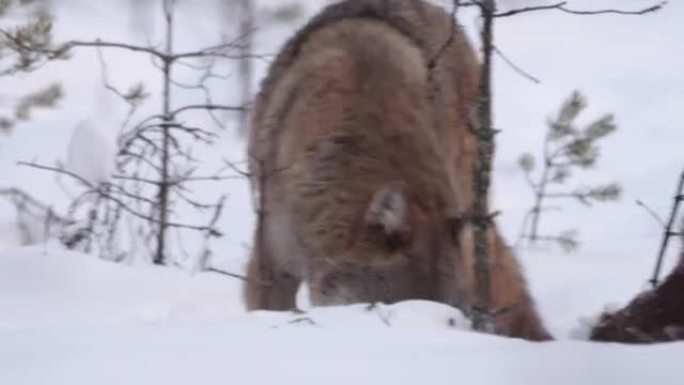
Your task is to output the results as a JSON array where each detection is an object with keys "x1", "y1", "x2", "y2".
[{"x1": 365, "y1": 183, "x2": 409, "y2": 236}]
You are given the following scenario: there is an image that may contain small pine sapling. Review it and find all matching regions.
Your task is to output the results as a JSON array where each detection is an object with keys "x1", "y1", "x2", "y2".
[
  {"x1": 0, "y1": 0, "x2": 64, "y2": 133},
  {"x1": 517, "y1": 91, "x2": 622, "y2": 252}
]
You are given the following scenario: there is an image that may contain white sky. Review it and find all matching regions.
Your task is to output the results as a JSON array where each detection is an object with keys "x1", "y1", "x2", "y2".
[{"x1": 0, "y1": 0, "x2": 682, "y2": 275}]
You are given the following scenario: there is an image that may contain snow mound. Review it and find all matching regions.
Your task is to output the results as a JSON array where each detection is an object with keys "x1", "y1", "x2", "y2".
[
  {"x1": 66, "y1": 119, "x2": 117, "y2": 184},
  {"x1": 0, "y1": 246, "x2": 243, "y2": 330},
  {"x1": 251, "y1": 301, "x2": 471, "y2": 331}
]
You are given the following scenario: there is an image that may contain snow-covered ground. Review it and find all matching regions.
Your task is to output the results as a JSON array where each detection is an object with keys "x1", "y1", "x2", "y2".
[{"x1": 1, "y1": 246, "x2": 683, "y2": 385}]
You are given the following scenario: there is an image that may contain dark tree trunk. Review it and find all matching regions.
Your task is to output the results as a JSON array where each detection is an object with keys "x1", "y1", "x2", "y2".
[
  {"x1": 471, "y1": 0, "x2": 496, "y2": 333},
  {"x1": 591, "y1": 253, "x2": 684, "y2": 343}
]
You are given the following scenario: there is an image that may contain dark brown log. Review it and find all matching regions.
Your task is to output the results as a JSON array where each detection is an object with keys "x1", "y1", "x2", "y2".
[{"x1": 591, "y1": 252, "x2": 684, "y2": 343}]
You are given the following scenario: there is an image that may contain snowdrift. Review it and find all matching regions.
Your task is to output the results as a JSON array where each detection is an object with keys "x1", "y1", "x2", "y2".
[{"x1": 1, "y1": 246, "x2": 683, "y2": 385}]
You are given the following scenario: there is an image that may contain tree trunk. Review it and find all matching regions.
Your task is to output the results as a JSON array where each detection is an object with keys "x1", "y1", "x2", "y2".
[
  {"x1": 154, "y1": 0, "x2": 174, "y2": 265},
  {"x1": 238, "y1": 0, "x2": 254, "y2": 136},
  {"x1": 471, "y1": 0, "x2": 496, "y2": 332}
]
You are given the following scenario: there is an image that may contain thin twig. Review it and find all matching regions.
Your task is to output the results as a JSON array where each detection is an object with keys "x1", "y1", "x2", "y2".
[
  {"x1": 636, "y1": 199, "x2": 667, "y2": 229},
  {"x1": 170, "y1": 104, "x2": 245, "y2": 118},
  {"x1": 494, "y1": 1, "x2": 666, "y2": 18},
  {"x1": 493, "y1": 45, "x2": 540, "y2": 84},
  {"x1": 17, "y1": 161, "x2": 223, "y2": 235},
  {"x1": 205, "y1": 266, "x2": 249, "y2": 281}
]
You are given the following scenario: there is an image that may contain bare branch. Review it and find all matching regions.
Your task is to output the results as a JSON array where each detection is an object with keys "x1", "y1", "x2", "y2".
[
  {"x1": 493, "y1": 45, "x2": 540, "y2": 84},
  {"x1": 636, "y1": 199, "x2": 667, "y2": 229},
  {"x1": 59, "y1": 39, "x2": 166, "y2": 59},
  {"x1": 428, "y1": 0, "x2": 461, "y2": 69},
  {"x1": 170, "y1": 104, "x2": 245, "y2": 118},
  {"x1": 556, "y1": 2, "x2": 666, "y2": 16},
  {"x1": 18, "y1": 161, "x2": 94, "y2": 187},
  {"x1": 495, "y1": 1, "x2": 667, "y2": 18},
  {"x1": 495, "y1": 1, "x2": 567, "y2": 17},
  {"x1": 17, "y1": 161, "x2": 223, "y2": 236},
  {"x1": 205, "y1": 266, "x2": 249, "y2": 281}
]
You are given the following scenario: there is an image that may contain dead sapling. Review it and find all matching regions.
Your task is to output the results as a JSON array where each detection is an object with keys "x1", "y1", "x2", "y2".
[{"x1": 3, "y1": 0, "x2": 250, "y2": 268}]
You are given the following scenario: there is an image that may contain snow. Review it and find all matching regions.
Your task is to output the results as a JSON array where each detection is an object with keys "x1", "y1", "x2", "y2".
[
  {"x1": 66, "y1": 120, "x2": 117, "y2": 184},
  {"x1": 0, "y1": 220, "x2": 22, "y2": 252},
  {"x1": 1, "y1": 246, "x2": 684, "y2": 385}
]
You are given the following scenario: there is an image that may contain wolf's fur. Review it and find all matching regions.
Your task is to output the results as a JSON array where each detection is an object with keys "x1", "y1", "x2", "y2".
[{"x1": 245, "y1": 0, "x2": 550, "y2": 341}]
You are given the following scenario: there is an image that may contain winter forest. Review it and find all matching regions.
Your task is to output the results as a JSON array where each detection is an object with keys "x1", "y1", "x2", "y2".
[{"x1": 1, "y1": 0, "x2": 683, "y2": 383}]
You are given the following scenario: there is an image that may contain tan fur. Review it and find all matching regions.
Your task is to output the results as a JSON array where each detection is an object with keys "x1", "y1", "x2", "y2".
[{"x1": 245, "y1": 0, "x2": 550, "y2": 341}]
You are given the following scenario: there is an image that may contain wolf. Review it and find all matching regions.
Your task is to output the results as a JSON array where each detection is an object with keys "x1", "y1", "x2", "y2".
[{"x1": 244, "y1": 0, "x2": 550, "y2": 341}]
